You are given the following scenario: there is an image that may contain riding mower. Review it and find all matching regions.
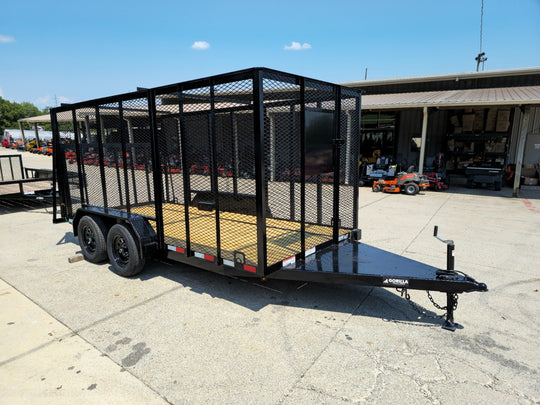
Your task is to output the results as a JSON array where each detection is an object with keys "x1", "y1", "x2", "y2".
[
  {"x1": 423, "y1": 153, "x2": 449, "y2": 191},
  {"x1": 372, "y1": 172, "x2": 429, "y2": 195}
]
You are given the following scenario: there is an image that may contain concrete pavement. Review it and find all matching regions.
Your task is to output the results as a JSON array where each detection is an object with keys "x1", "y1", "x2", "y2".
[{"x1": 0, "y1": 279, "x2": 168, "y2": 405}]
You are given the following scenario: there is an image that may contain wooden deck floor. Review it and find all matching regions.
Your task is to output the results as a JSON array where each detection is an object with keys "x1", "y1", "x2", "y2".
[{"x1": 132, "y1": 203, "x2": 344, "y2": 266}]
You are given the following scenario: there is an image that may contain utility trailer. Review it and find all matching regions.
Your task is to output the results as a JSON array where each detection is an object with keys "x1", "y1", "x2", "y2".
[
  {"x1": 0, "y1": 154, "x2": 53, "y2": 200},
  {"x1": 51, "y1": 68, "x2": 486, "y2": 330}
]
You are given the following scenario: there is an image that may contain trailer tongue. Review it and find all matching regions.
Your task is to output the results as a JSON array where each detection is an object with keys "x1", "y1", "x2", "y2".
[
  {"x1": 51, "y1": 68, "x2": 486, "y2": 331},
  {"x1": 269, "y1": 227, "x2": 486, "y2": 331}
]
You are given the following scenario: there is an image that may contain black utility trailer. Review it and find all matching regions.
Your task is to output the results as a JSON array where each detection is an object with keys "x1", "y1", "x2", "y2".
[{"x1": 51, "y1": 68, "x2": 486, "y2": 330}]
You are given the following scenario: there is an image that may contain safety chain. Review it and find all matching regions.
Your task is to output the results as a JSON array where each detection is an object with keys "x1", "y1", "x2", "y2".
[
  {"x1": 427, "y1": 291, "x2": 459, "y2": 312},
  {"x1": 397, "y1": 288, "x2": 458, "y2": 319}
]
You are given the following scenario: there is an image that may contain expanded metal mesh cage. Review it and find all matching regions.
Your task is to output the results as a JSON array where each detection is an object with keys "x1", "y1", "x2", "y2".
[{"x1": 52, "y1": 68, "x2": 361, "y2": 276}]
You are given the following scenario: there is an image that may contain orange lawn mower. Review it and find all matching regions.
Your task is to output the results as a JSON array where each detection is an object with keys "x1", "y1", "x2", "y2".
[{"x1": 372, "y1": 172, "x2": 429, "y2": 195}]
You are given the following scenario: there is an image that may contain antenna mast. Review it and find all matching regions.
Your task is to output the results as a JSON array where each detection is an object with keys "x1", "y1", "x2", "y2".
[{"x1": 475, "y1": 0, "x2": 487, "y2": 71}]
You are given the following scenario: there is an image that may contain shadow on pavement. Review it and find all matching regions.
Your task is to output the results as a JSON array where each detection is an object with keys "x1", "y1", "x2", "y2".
[
  {"x1": 126, "y1": 258, "x2": 451, "y2": 329},
  {"x1": 0, "y1": 198, "x2": 53, "y2": 215}
]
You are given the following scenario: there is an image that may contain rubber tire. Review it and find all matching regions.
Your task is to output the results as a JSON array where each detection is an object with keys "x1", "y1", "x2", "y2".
[
  {"x1": 494, "y1": 180, "x2": 502, "y2": 191},
  {"x1": 77, "y1": 215, "x2": 108, "y2": 263},
  {"x1": 372, "y1": 184, "x2": 381, "y2": 192},
  {"x1": 106, "y1": 224, "x2": 145, "y2": 277},
  {"x1": 404, "y1": 182, "x2": 420, "y2": 195}
]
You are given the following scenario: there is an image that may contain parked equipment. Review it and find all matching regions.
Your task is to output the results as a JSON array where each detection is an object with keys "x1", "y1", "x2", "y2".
[
  {"x1": 50, "y1": 68, "x2": 486, "y2": 330},
  {"x1": 466, "y1": 163, "x2": 503, "y2": 190},
  {"x1": 359, "y1": 154, "x2": 397, "y2": 186},
  {"x1": 423, "y1": 153, "x2": 449, "y2": 191},
  {"x1": 424, "y1": 172, "x2": 449, "y2": 191},
  {"x1": 372, "y1": 172, "x2": 429, "y2": 195}
]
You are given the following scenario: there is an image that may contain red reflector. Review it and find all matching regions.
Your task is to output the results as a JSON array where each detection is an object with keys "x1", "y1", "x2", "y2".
[
  {"x1": 243, "y1": 264, "x2": 256, "y2": 273},
  {"x1": 204, "y1": 254, "x2": 214, "y2": 262},
  {"x1": 176, "y1": 247, "x2": 185, "y2": 253}
]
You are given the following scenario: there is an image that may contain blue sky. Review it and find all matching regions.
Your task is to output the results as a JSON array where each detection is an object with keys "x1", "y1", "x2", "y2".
[{"x1": 1, "y1": 0, "x2": 539, "y2": 109}]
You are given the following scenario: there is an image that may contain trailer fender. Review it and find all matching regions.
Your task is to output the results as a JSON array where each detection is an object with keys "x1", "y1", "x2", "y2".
[{"x1": 73, "y1": 207, "x2": 158, "y2": 256}]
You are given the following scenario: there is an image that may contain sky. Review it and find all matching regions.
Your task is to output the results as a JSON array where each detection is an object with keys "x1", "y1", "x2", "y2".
[{"x1": 1, "y1": 0, "x2": 539, "y2": 109}]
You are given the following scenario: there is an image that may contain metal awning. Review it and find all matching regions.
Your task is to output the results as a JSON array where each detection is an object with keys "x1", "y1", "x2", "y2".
[
  {"x1": 17, "y1": 113, "x2": 54, "y2": 123},
  {"x1": 361, "y1": 85, "x2": 540, "y2": 110}
]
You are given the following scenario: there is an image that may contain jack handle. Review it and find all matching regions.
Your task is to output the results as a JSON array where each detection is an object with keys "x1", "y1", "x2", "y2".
[
  {"x1": 433, "y1": 226, "x2": 455, "y2": 273},
  {"x1": 433, "y1": 225, "x2": 454, "y2": 245}
]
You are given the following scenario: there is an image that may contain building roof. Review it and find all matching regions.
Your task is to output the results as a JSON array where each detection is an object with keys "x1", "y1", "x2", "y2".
[
  {"x1": 361, "y1": 85, "x2": 540, "y2": 110},
  {"x1": 341, "y1": 67, "x2": 540, "y2": 88},
  {"x1": 17, "y1": 82, "x2": 540, "y2": 125}
]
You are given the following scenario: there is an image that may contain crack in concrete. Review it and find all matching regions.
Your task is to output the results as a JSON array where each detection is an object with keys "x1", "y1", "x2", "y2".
[
  {"x1": 401, "y1": 193, "x2": 452, "y2": 256},
  {"x1": 277, "y1": 288, "x2": 375, "y2": 404}
]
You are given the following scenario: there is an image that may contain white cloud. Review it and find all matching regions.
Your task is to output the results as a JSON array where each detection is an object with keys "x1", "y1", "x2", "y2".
[
  {"x1": 0, "y1": 35, "x2": 15, "y2": 44},
  {"x1": 36, "y1": 96, "x2": 51, "y2": 105},
  {"x1": 35, "y1": 95, "x2": 70, "y2": 107},
  {"x1": 191, "y1": 41, "x2": 210, "y2": 50},
  {"x1": 284, "y1": 41, "x2": 311, "y2": 51}
]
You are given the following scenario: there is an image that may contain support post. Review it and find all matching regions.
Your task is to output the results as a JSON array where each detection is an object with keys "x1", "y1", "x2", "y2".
[
  {"x1": 269, "y1": 113, "x2": 276, "y2": 181},
  {"x1": 148, "y1": 90, "x2": 165, "y2": 251},
  {"x1": 345, "y1": 111, "x2": 352, "y2": 185},
  {"x1": 84, "y1": 116, "x2": 91, "y2": 142},
  {"x1": 95, "y1": 108, "x2": 108, "y2": 209},
  {"x1": 253, "y1": 69, "x2": 268, "y2": 275},
  {"x1": 33, "y1": 124, "x2": 40, "y2": 149},
  {"x1": 230, "y1": 112, "x2": 239, "y2": 196},
  {"x1": 18, "y1": 121, "x2": 27, "y2": 146},
  {"x1": 418, "y1": 107, "x2": 428, "y2": 174},
  {"x1": 513, "y1": 106, "x2": 531, "y2": 198}
]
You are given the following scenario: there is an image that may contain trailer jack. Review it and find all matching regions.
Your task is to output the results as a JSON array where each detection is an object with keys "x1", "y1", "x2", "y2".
[
  {"x1": 442, "y1": 292, "x2": 459, "y2": 331},
  {"x1": 397, "y1": 226, "x2": 487, "y2": 331}
]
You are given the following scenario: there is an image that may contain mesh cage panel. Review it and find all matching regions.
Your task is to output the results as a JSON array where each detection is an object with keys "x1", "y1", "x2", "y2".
[
  {"x1": 98, "y1": 102, "x2": 124, "y2": 208},
  {"x1": 182, "y1": 86, "x2": 217, "y2": 258},
  {"x1": 153, "y1": 91, "x2": 186, "y2": 250},
  {"x1": 56, "y1": 110, "x2": 80, "y2": 214},
  {"x1": 214, "y1": 80, "x2": 256, "y2": 265},
  {"x1": 121, "y1": 97, "x2": 154, "y2": 210},
  {"x1": 263, "y1": 73, "x2": 302, "y2": 266},
  {"x1": 339, "y1": 90, "x2": 360, "y2": 230},
  {"x1": 74, "y1": 107, "x2": 100, "y2": 207},
  {"x1": 303, "y1": 80, "x2": 337, "y2": 249}
]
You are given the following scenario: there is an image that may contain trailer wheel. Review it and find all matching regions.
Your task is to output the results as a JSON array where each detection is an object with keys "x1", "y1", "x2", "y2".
[
  {"x1": 78, "y1": 215, "x2": 108, "y2": 263},
  {"x1": 404, "y1": 182, "x2": 420, "y2": 195},
  {"x1": 106, "y1": 224, "x2": 145, "y2": 277}
]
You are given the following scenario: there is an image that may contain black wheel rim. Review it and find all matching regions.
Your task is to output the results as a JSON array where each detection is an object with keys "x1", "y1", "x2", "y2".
[
  {"x1": 112, "y1": 234, "x2": 130, "y2": 267},
  {"x1": 82, "y1": 224, "x2": 96, "y2": 253}
]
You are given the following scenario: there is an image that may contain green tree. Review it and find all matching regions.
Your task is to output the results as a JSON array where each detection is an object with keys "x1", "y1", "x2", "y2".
[{"x1": 0, "y1": 97, "x2": 44, "y2": 136}]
